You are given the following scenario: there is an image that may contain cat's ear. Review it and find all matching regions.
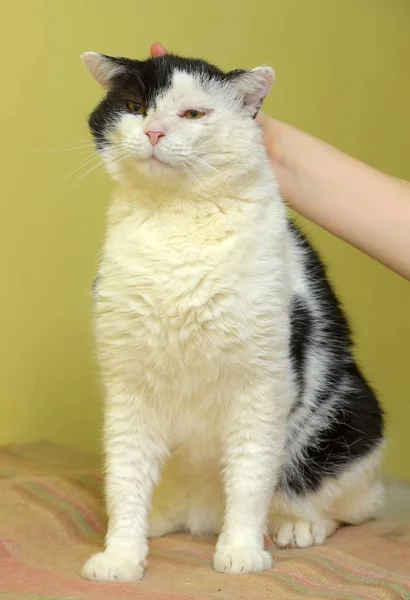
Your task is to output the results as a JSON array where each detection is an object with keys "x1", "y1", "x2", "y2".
[
  {"x1": 230, "y1": 67, "x2": 275, "y2": 117},
  {"x1": 81, "y1": 52, "x2": 127, "y2": 91}
]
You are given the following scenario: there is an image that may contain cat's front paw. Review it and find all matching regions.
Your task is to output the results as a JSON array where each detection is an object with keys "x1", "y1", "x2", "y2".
[
  {"x1": 82, "y1": 550, "x2": 145, "y2": 582},
  {"x1": 213, "y1": 546, "x2": 272, "y2": 574}
]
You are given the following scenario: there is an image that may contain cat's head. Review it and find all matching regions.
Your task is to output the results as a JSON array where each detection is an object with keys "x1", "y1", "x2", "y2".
[{"x1": 82, "y1": 52, "x2": 274, "y2": 187}]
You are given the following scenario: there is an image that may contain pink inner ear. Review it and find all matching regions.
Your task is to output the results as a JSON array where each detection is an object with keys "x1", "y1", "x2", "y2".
[
  {"x1": 81, "y1": 51, "x2": 125, "y2": 91},
  {"x1": 242, "y1": 67, "x2": 275, "y2": 113},
  {"x1": 255, "y1": 69, "x2": 275, "y2": 97}
]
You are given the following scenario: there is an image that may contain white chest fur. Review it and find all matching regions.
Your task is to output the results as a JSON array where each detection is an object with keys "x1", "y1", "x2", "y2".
[{"x1": 95, "y1": 182, "x2": 291, "y2": 447}]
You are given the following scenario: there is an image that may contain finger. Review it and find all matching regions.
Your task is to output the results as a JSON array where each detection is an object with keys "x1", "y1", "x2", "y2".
[{"x1": 150, "y1": 42, "x2": 168, "y2": 58}]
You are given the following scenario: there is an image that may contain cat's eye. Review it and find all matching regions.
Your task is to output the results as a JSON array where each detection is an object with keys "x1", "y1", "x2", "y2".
[
  {"x1": 183, "y1": 109, "x2": 205, "y2": 119},
  {"x1": 127, "y1": 101, "x2": 147, "y2": 116}
]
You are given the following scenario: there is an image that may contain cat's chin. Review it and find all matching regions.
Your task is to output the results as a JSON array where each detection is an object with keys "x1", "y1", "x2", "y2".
[
  {"x1": 135, "y1": 156, "x2": 184, "y2": 183},
  {"x1": 112, "y1": 155, "x2": 190, "y2": 188}
]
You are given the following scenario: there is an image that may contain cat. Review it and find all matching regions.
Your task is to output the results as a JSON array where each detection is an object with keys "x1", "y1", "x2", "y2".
[{"x1": 80, "y1": 51, "x2": 384, "y2": 582}]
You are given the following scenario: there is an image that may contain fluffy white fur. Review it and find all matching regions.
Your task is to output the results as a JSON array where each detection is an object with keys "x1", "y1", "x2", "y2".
[{"x1": 81, "y1": 64, "x2": 382, "y2": 582}]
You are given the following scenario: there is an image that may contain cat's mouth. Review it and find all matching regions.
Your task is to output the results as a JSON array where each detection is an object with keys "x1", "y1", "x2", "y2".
[{"x1": 145, "y1": 151, "x2": 173, "y2": 169}]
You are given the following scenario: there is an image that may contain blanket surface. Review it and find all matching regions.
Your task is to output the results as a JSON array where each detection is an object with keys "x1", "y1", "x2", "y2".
[{"x1": 1, "y1": 442, "x2": 409, "y2": 600}]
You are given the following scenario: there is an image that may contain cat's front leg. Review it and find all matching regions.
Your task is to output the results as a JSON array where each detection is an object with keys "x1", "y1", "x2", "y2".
[
  {"x1": 214, "y1": 375, "x2": 289, "y2": 574},
  {"x1": 82, "y1": 393, "x2": 167, "y2": 582}
]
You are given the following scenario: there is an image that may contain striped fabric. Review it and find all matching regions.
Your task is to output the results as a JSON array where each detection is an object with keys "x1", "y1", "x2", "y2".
[{"x1": 1, "y1": 443, "x2": 409, "y2": 600}]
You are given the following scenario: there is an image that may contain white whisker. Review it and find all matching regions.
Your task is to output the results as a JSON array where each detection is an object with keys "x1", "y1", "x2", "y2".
[
  {"x1": 27, "y1": 140, "x2": 95, "y2": 154},
  {"x1": 177, "y1": 160, "x2": 203, "y2": 188},
  {"x1": 63, "y1": 158, "x2": 105, "y2": 194},
  {"x1": 58, "y1": 147, "x2": 131, "y2": 195},
  {"x1": 55, "y1": 149, "x2": 96, "y2": 164},
  {"x1": 47, "y1": 152, "x2": 102, "y2": 198},
  {"x1": 189, "y1": 154, "x2": 239, "y2": 190}
]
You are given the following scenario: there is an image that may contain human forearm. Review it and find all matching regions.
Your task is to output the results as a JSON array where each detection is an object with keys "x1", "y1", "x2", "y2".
[{"x1": 259, "y1": 114, "x2": 410, "y2": 280}]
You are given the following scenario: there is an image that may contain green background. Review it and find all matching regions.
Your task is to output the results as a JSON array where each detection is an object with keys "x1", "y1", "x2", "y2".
[{"x1": 1, "y1": 0, "x2": 409, "y2": 478}]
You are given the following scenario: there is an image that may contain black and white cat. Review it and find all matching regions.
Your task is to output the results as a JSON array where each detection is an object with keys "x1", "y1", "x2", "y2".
[{"x1": 81, "y1": 52, "x2": 384, "y2": 582}]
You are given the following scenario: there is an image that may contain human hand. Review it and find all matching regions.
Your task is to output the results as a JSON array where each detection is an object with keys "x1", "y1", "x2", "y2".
[
  {"x1": 150, "y1": 42, "x2": 168, "y2": 58},
  {"x1": 256, "y1": 111, "x2": 286, "y2": 172}
]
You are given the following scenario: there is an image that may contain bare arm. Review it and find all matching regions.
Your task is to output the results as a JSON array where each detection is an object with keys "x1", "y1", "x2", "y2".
[
  {"x1": 150, "y1": 43, "x2": 410, "y2": 280},
  {"x1": 258, "y1": 113, "x2": 410, "y2": 280}
]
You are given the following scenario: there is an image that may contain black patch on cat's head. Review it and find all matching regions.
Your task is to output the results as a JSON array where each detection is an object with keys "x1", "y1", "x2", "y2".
[{"x1": 88, "y1": 54, "x2": 245, "y2": 148}]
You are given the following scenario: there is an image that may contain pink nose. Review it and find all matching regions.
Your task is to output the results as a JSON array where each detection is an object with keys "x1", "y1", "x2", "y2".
[{"x1": 145, "y1": 129, "x2": 165, "y2": 146}]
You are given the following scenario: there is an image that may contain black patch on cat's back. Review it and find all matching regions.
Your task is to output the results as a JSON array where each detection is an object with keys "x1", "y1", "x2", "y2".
[
  {"x1": 282, "y1": 218, "x2": 384, "y2": 496},
  {"x1": 290, "y1": 296, "x2": 313, "y2": 399},
  {"x1": 282, "y1": 368, "x2": 383, "y2": 495},
  {"x1": 288, "y1": 220, "x2": 352, "y2": 351}
]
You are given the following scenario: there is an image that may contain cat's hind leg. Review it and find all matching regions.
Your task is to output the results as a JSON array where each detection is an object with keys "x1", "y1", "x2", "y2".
[
  {"x1": 185, "y1": 476, "x2": 224, "y2": 536},
  {"x1": 148, "y1": 457, "x2": 190, "y2": 538},
  {"x1": 272, "y1": 517, "x2": 337, "y2": 549},
  {"x1": 270, "y1": 447, "x2": 383, "y2": 549},
  {"x1": 149, "y1": 457, "x2": 224, "y2": 538},
  {"x1": 148, "y1": 506, "x2": 187, "y2": 538}
]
